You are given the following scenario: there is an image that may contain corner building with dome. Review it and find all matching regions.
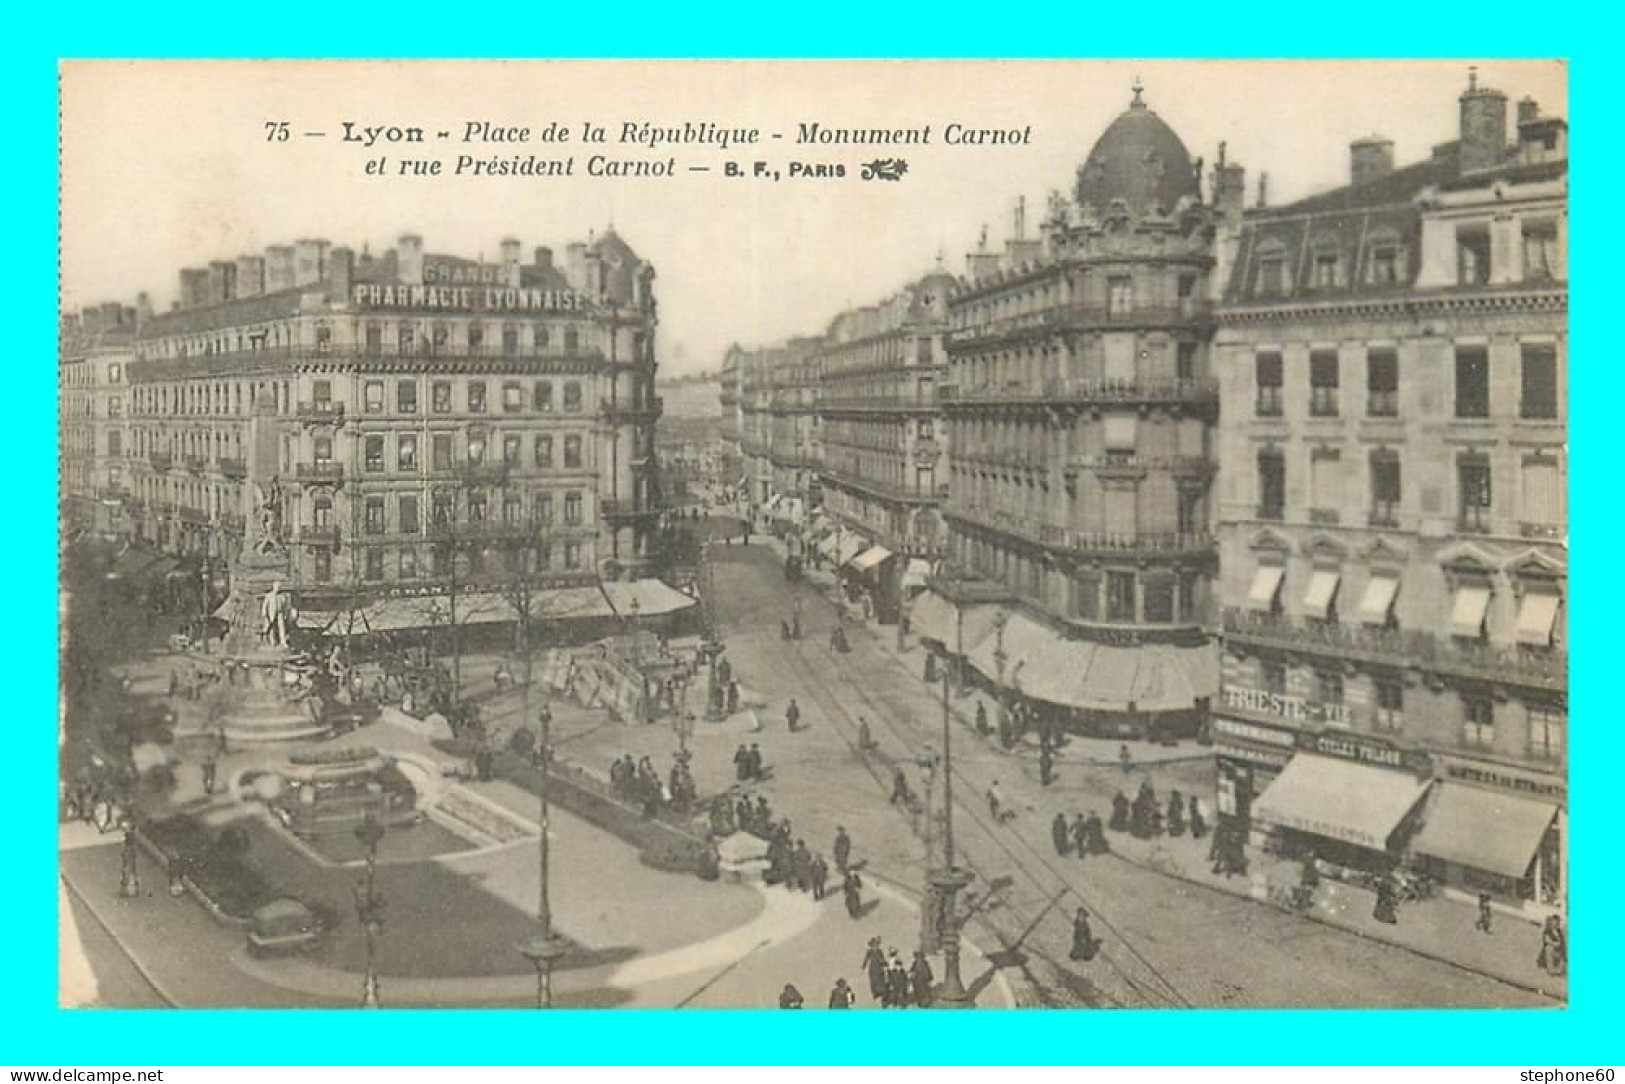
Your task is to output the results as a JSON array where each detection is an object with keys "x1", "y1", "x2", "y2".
[{"x1": 918, "y1": 87, "x2": 1230, "y2": 739}]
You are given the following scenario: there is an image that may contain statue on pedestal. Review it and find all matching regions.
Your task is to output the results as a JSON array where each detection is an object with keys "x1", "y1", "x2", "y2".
[
  {"x1": 253, "y1": 478, "x2": 287, "y2": 557},
  {"x1": 260, "y1": 580, "x2": 291, "y2": 649}
]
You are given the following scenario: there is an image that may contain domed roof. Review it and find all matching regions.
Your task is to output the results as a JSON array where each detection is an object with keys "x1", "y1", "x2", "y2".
[{"x1": 1074, "y1": 88, "x2": 1199, "y2": 217}]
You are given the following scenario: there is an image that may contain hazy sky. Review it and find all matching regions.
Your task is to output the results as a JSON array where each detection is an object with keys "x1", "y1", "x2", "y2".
[{"x1": 61, "y1": 59, "x2": 1565, "y2": 376}]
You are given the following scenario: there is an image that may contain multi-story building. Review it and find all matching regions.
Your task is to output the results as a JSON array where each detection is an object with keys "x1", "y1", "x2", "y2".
[
  {"x1": 923, "y1": 87, "x2": 1224, "y2": 739},
  {"x1": 718, "y1": 348, "x2": 743, "y2": 496},
  {"x1": 61, "y1": 303, "x2": 138, "y2": 541},
  {"x1": 1211, "y1": 73, "x2": 1567, "y2": 912},
  {"x1": 100, "y1": 229, "x2": 677, "y2": 637},
  {"x1": 816, "y1": 273, "x2": 954, "y2": 622},
  {"x1": 733, "y1": 338, "x2": 822, "y2": 531}
]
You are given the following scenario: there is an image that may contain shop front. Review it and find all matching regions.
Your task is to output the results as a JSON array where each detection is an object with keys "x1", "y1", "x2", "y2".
[
  {"x1": 1412, "y1": 757, "x2": 1565, "y2": 915},
  {"x1": 1249, "y1": 745, "x2": 1432, "y2": 872}
]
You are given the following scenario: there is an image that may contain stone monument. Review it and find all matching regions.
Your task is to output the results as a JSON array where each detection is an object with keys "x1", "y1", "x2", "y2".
[{"x1": 206, "y1": 398, "x2": 332, "y2": 744}]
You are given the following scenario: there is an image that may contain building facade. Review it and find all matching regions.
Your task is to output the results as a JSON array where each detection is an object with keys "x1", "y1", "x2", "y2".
[
  {"x1": 90, "y1": 229, "x2": 668, "y2": 633},
  {"x1": 62, "y1": 304, "x2": 138, "y2": 540},
  {"x1": 1211, "y1": 75, "x2": 1567, "y2": 911},
  {"x1": 928, "y1": 88, "x2": 1223, "y2": 738},
  {"x1": 814, "y1": 275, "x2": 954, "y2": 622}
]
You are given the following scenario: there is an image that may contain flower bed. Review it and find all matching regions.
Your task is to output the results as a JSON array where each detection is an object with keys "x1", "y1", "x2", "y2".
[
  {"x1": 494, "y1": 752, "x2": 711, "y2": 876},
  {"x1": 142, "y1": 813, "x2": 279, "y2": 921}
]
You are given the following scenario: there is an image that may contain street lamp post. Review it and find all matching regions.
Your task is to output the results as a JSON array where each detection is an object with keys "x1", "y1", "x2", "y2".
[
  {"x1": 992, "y1": 611, "x2": 1009, "y2": 749},
  {"x1": 118, "y1": 818, "x2": 142, "y2": 898},
  {"x1": 354, "y1": 813, "x2": 386, "y2": 1008},
  {"x1": 519, "y1": 690, "x2": 568, "y2": 1007},
  {"x1": 931, "y1": 602, "x2": 975, "y2": 1008}
]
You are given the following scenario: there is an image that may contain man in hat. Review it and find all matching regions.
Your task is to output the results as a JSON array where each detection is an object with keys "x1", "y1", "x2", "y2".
[
  {"x1": 1070, "y1": 907, "x2": 1099, "y2": 961},
  {"x1": 1475, "y1": 891, "x2": 1494, "y2": 934},
  {"x1": 828, "y1": 977, "x2": 856, "y2": 1009},
  {"x1": 778, "y1": 983, "x2": 804, "y2": 1009},
  {"x1": 786, "y1": 698, "x2": 802, "y2": 732},
  {"x1": 727, "y1": 679, "x2": 741, "y2": 714},
  {"x1": 733, "y1": 743, "x2": 750, "y2": 782},
  {"x1": 833, "y1": 826, "x2": 852, "y2": 873},
  {"x1": 843, "y1": 869, "x2": 865, "y2": 920},
  {"x1": 1051, "y1": 812, "x2": 1070, "y2": 857},
  {"x1": 886, "y1": 951, "x2": 910, "y2": 1008},
  {"x1": 746, "y1": 743, "x2": 764, "y2": 781},
  {"x1": 791, "y1": 839, "x2": 813, "y2": 893},
  {"x1": 862, "y1": 937, "x2": 887, "y2": 1003},
  {"x1": 1085, "y1": 811, "x2": 1110, "y2": 856},
  {"x1": 1039, "y1": 742, "x2": 1055, "y2": 787},
  {"x1": 1071, "y1": 813, "x2": 1089, "y2": 861},
  {"x1": 810, "y1": 853, "x2": 829, "y2": 901},
  {"x1": 910, "y1": 950, "x2": 936, "y2": 1008}
]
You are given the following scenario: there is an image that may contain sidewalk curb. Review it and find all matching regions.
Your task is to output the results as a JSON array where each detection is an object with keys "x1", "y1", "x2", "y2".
[
  {"x1": 60, "y1": 871, "x2": 181, "y2": 1008},
  {"x1": 1105, "y1": 847, "x2": 1565, "y2": 1003}
]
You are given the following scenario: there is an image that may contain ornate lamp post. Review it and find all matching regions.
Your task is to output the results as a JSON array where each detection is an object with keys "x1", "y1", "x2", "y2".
[
  {"x1": 931, "y1": 602, "x2": 976, "y2": 1008},
  {"x1": 518, "y1": 697, "x2": 568, "y2": 1008},
  {"x1": 992, "y1": 610, "x2": 1010, "y2": 747},
  {"x1": 354, "y1": 813, "x2": 386, "y2": 1008}
]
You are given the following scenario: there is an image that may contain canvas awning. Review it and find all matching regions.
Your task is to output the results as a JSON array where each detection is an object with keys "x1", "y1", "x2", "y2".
[
  {"x1": 1411, "y1": 784, "x2": 1558, "y2": 879},
  {"x1": 295, "y1": 580, "x2": 692, "y2": 633},
  {"x1": 1252, "y1": 754, "x2": 1431, "y2": 851},
  {"x1": 901, "y1": 559, "x2": 933, "y2": 592},
  {"x1": 967, "y1": 613, "x2": 1055, "y2": 686},
  {"x1": 1078, "y1": 644, "x2": 1141, "y2": 709},
  {"x1": 849, "y1": 545, "x2": 893, "y2": 573},
  {"x1": 1450, "y1": 585, "x2": 1492, "y2": 639},
  {"x1": 909, "y1": 591, "x2": 956, "y2": 645},
  {"x1": 1019, "y1": 638, "x2": 1098, "y2": 707},
  {"x1": 1302, "y1": 568, "x2": 1342, "y2": 621},
  {"x1": 1245, "y1": 564, "x2": 1285, "y2": 612},
  {"x1": 835, "y1": 535, "x2": 867, "y2": 566},
  {"x1": 1515, "y1": 591, "x2": 1561, "y2": 647},
  {"x1": 1356, "y1": 572, "x2": 1401, "y2": 626}
]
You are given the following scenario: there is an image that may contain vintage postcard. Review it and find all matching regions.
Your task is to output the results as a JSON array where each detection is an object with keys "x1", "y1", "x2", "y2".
[{"x1": 58, "y1": 58, "x2": 1567, "y2": 1010}]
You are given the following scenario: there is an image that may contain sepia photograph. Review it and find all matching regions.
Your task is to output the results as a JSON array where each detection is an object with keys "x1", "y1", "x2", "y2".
[{"x1": 57, "y1": 58, "x2": 1568, "y2": 1012}]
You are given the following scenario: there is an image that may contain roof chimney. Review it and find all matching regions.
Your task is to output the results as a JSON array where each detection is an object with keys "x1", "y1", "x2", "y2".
[
  {"x1": 1350, "y1": 135, "x2": 1394, "y2": 187},
  {"x1": 397, "y1": 234, "x2": 424, "y2": 286},
  {"x1": 1459, "y1": 66, "x2": 1509, "y2": 174}
]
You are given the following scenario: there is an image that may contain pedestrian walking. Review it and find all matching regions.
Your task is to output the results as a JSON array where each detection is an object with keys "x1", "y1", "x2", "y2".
[
  {"x1": 1189, "y1": 796, "x2": 1208, "y2": 840},
  {"x1": 1085, "y1": 811, "x2": 1110, "y2": 856},
  {"x1": 1039, "y1": 743, "x2": 1054, "y2": 787},
  {"x1": 1069, "y1": 907, "x2": 1099, "y2": 962},
  {"x1": 727, "y1": 680, "x2": 741, "y2": 714},
  {"x1": 828, "y1": 977, "x2": 856, "y2": 1009},
  {"x1": 1539, "y1": 915, "x2": 1567, "y2": 976},
  {"x1": 792, "y1": 839, "x2": 813, "y2": 892},
  {"x1": 811, "y1": 854, "x2": 828, "y2": 901},
  {"x1": 779, "y1": 983, "x2": 804, "y2": 1009},
  {"x1": 910, "y1": 951, "x2": 935, "y2": 1008},
  {"x1": 834, "y1": 826, "x2": 852, "y2": 873},
  {"x1": 733, "y1": 743, "x2": 750, "y2": 782},
  {"x1": 1373, "y1": 875, "x2": 1400, "y2": 925},
  {"x1": 1119, "y1": 743, "x2": 1133, "y2": 775},
  {"x1": 1071, "y1": 813, "x2": 1088, "y2": 860},
  {"x1": 857, "y1": 717, "x2": 877, "y2": 751},
  {"x1": 201, "y1": 755, "x2": 218, "y2": 797},
  {"x1": 746, "y1": 743, "x2": 764, "y2": 781},
  {"x1": 886, "y1": 952, "x2": 910, "y2": 1008},
  {"x1": 786, "y1": 698, "x2": 802, "y2": 732},
  {"x1": 987, "y1": 779, "x2": 1007, "y2": 822},
  {"x1": 843, "y1": 870, "x2": 865, "y2": 920},
  {"x1": 1051, "y1": 812, "x2": 1071, "y2": 857},
  {"x1": 975, "y1": 701, "x2": 989, "y2": 736},
  {"x1": 1476, "y1": 891, "x2": 1494, "y2": 934},
  {"x1": 1167, "y1": 790, "x2": 1186, "y2": 837},
  {"x1": 862, "y1": 937, "x2": 887, "y2": 1002},
  {"x1": 891, "y1": 767, "x2": 913, "y2": 806},
  {"x1": 1109, "y1": 791, "x2": 1130, "y2": 832}
]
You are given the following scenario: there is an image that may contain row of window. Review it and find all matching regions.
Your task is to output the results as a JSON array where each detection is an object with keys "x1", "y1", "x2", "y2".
[
  {"x1": 313, "y1": 489, "x2": 587, "y2": 534},
  {"x1": 1256, "y1": 446, "x2": 1562, "y2": 531},
  {"x1": 313, "y1": 539, "x2": 585, "y2": 584},
  {"x1": 333, "y1": 431, "x2": 588, "y2": 473},
  {"x1": 320, "y1": 320, "x2": 591, "y2": 358},
  {"x1": 1253, "y1": 343, "x2": 1559, "y2": 420},
  {"x1": 323, "y1": 378, "x2": 586, "y2": 416},
  {"x1": 1253, "y1": 659, "x2": 1564, "y2": 759}
]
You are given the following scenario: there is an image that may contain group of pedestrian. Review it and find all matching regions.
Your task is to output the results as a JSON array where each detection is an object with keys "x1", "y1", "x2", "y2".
[
  {"x1": 1051, "y1": 810, "x2": 1110, "y2": 859},
  {"x1": 734, "y1": 792, "x2": 778, "y2": 838},
  {"x1": 609, "y1": 753, "x2": 669, "y2": 814},
  {"x1": 1538, "y1": 914, "x2": 1567, "y2": 976},
  {"x1": 1106, "y1": 781, "x2": 1206, "y2": 842},
  {"x1": 767, "y1": 830, "x2": 830, "y2": 900},
  {"x1": 861, "y1": 937, "x2": 936, "y2": 1007},
  {"x1": 732, "y1": 743, "x2": 769, "y2": 782},
  {"x1": 1208, "y1": 821, "x2": 1248, "y2": 877}
]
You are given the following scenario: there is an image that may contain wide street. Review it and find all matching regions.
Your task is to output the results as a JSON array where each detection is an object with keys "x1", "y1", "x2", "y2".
[{"x1": 688, "y1": 536, "x2": 1556, "y2": 1008}]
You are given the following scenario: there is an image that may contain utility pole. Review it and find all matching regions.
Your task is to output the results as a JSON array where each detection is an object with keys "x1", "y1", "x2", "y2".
[{"x1": 932, "y1": 600, "x2": 975, "y2": 1008}]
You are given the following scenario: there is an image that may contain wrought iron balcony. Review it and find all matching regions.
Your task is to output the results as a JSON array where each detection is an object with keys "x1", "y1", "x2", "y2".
[
  {"x1": 302, "y1": 525, "x2": 340, "y2": 546},
  {"x1": 148, "y1": 451, "x2": 173, "y2": 471},
  {"x1": 183, "y1": 454, "x2": 209, "y2": 472},
  {"x1": 296, "y1": 400, "x2": 346, "y2": 425},
  {"x1": 1221, "y1": 607, "x2": 1566, "y2": 689},
  {"x1": 944, "y1": 504, "x2": 1214, "y2": 559},
  {"x1": 295, "y1": 462, "x2": 344, "y2": 486},
  {"x1": 940, "y1": 376, "x2": 1219, "y2": 409}
]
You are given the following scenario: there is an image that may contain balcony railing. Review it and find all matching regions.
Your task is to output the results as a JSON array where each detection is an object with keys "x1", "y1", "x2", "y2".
[
  {"x1": 296, "y1": 401, "x2": 346, "y2": 424},
  {"x1": 148, "y1": 452, "x2": 173, "y2": 471},
  {"x1": 295, "y1": 462, "x2": 344, "y2": 486},
  {"x1": 218, "y1": 457, "x2": 247, "y2": 479},
  {"x1": 301, "y1": 525, "x2": 340, "y2": 546},
  {"x1": 1064, "y1": 454, "x2": 1215, "y2": 476},
  {"x1": 940, "y1": 377, "x2": 1218, "y2": 408},
  {"x1": 945, "y1": 504, "x2": 1213, "y2": 558},
  {"x1": 1221, "y1": 607, "x2": 1567, "y2": 688},
  {"x1": 946, "y1": 302, "x2": 1215, "y2": 347},
  {"x1": 183, "y1": 454, "x2": 209, "y2": 472}
]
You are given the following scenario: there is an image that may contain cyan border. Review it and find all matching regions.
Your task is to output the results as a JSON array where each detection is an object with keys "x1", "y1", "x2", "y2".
[{"x1": 13, "y1": 8, "x2": 1608, "y2": 1065}]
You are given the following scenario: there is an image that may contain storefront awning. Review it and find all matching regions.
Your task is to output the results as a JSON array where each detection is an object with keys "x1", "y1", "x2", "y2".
[
  {"x1": 967, "y1": 613, "x2": 1055, "y2": 686},
  {"x1": 1357, "y1": 573, "x2": 1400, "y2": 626},
  {"x1": 849, "y1": 545, "x2": 892, "y2": 573},
  {"x1": 901, "y1": 559, "x2": 933, "y2": 592},
  {"x1": 1245, "y1": 564, "x2": 1285, "y2": 612},
  {"x1": 1302, "y1": 568, "x2": 1341, "y2": 621},
  {"x1": 1252, "y1": 753, "x2": 1430, "y2": 851},
  {"x1": 296, "y1": 580, "x2": 693, "y2": 633},
  {"x1": 835, "y1": 535, "x2": 867, "y2": 566},
  {"x1": 1450, "y1": 585, "x2": 1492, "y2": 639},
  {"x1": 1515, "y1": 591, "x2": 1561, "y2": 647},
  {"x1": 1020, "y1": 638, "x2": 1097, "y2": 706},
  {"x1": 1078, "y1": 644, "x2": 1141, "y2": 709},
  {"x1": 910, "y1": 591, "x2": 957, "y2": 645},
  {"x1": 1412, "y1": 783, "x2": 1556, "y2": 879}
]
